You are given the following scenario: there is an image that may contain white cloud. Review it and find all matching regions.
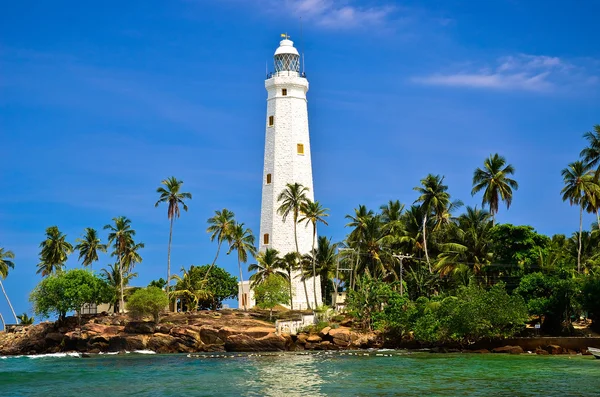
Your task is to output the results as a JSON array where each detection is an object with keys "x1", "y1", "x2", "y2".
[
  {"x1": 270, "y1": 0, "x2": 396, "y2": 30},
  {"x1": 412, "y1": 54, "x2": 597, "y2": 92}
]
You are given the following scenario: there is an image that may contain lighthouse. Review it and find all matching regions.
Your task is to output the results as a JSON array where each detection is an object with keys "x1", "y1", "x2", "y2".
[{"x1": 257, "y1": 35, "x2": 322, "y2": 310}]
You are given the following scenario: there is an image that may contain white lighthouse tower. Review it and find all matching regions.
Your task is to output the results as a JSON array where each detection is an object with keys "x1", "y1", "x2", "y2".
[{"x1": 258, "y1": 35, "x2": 322, "y2": 310}]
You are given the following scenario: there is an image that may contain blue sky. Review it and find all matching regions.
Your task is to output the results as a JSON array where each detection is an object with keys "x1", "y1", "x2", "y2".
[{"x1": 1, "y1": 0, "x2": 599, "y2": 317}]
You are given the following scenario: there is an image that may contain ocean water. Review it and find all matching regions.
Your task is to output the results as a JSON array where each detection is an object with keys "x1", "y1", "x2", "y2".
[{"x1": 0, "y1": 351, "x2": 598, "y2": 396}]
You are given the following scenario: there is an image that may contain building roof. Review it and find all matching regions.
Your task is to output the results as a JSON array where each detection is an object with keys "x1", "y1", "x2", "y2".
[{"x1": 274, "y1": 39, "x2": 299, "y2": 56}]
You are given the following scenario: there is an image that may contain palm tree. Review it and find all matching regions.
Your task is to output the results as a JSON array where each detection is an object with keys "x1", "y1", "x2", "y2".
[
  {"x1": 580, "y1": 125, "x2": 600, "y2": 180},
  {"x1": 471, "y1": 154, "x2": 519, "y2": 225},
  {"x1": 74, "y1": 228, "x2": 107, "y2": 270},
  {"x1": 435, "y1": 206, "x2": 494, "y2": 278},
  {"x1": 313, "y1": 236, "x2": 338, "y2": 304},
  {"x1": 248, "y1": 248, "x2": 288, "y2": 288},
  {"x1": 104, "y1": 216, "x2": 136, "y2": 313},
  {"x1": 122, "y1": 241, "x2": 144, "y2": 273},
  {"x1": 414, "y1": 174, "x2": 451, "y2": 272},
  {"x1": 0, "y1": 248, "x2": 18, "y2": 323},
  {"x1": 280, "y1": 252, "x2": 298, "y2": 310},
  {"x1": 206, "y1": 208, "x2": 235, "y2": 280},
  {"x1": 17, "y1": 313, "x2": 34, "y2": 325},
  {"x1": 380, "y1": 200, "x2": 405, "y2": 236},
  {"x1": 171, "y1": 266, "x2": 211, "y2": 312},
  {"x1": 277, "y1": 182, "x2": 310, "y2": 307},
  {"x1": 37, "y1": 226, "x2": 73, "y2": 276},
  {"x1": 101, "y1": 263, "x2": 138, "y2": 313},
  {"x1": 299, "y1": 200, "x2": 329, "y2": 307},
  {"x1": 155, "y1": 176, "x2": 192, "y2": 300},
  {"x1": 561, "y1": 161, "x2": 600, "y2": 273},
  {"x1": 227, "y1": 222, "x2": 257, "y2": 311}
]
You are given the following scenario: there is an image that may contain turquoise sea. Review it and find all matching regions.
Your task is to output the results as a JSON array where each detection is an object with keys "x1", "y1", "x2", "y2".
[{"x1": 1, "y1": 351, "x2": 598, "y2": 396}]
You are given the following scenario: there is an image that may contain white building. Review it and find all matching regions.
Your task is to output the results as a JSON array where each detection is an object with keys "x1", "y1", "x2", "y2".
[{"x1": 240, "y1": 35, "x2": 322, "y2": 311}]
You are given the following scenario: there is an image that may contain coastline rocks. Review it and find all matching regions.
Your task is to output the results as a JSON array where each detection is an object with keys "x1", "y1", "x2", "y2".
[
  {"x1": 125, "y1": 322, "x2": 156, "y2": 334},
  {"x1": 307, "y1": 335, "x2": 322, "y2": 343},
  {"x1": 318, "y1": 327, "x2": 331, "y2": 338},
  {"x1": 492, "y1": 345, "x2": 524, "y2": 354},
  {"x1": 199, "y1": 326, "x2": 223, "y2": 345},
  {"x1": 329, "y1": 328, "x2": 359, "y2": 347},
  {"x1": 224, "y1": 332, "x2": 286, "y2": 352}
]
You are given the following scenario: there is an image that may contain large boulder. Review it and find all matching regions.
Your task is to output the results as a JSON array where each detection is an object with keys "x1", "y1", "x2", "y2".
[
  {"x1": 45, "y1": 333, "x2": 65, "y2": 345},
  {"x1": 307, "y1": 334, "x2": 322, "y2": 343},
  {"x1": 224, "y1": 333, "x2": 286, "y2": 352},
  {"x1": 125, "y1": 322, "x2": 156, "y2": 334},
  {"x1": 492, "y1": 345, "x2": 524, "y2": 354},
  {"x1": 244, "y1": 327, "x2": 275, "y2": 339},
  {"x1": 218, "y1": 327, "x2": 241, "y2": 341},
  {"x1": 318, "y1": 327, "x2": 331, "y2": 338},
  {"x1": 199, "y1": 326, "x2": 223, "y2": 345},
  {"x1": 82, "y1": 323, "x2": 123, "y2": 335},
  {"x1": 329, "y1": 328, "x2": 358, "y2": 347},
  {"x1": 147, "y1": 333, "x2": 179, "y2": 353}
]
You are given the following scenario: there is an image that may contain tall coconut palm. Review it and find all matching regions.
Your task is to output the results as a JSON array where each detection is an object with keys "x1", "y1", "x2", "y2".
[
  {"x1": 277, "y1": 182, "x2": 310, "y2": 308},
  {"x1": 104, "y1": 216, "x2": 136, "y2": 313},
  {"x1": 561, "y1": 161, "x2": 600, "y2": 273},
  {"x1": 248, "y1": 248, "x2": 288, "y2": 288},
  {"x1": 74, "y1": 228, "x2": 107, "y2": 271},
  {"x1": 227, "y1": 223, "x2": 257, "y2": 311},
  {"x1": 206, "y1": 208, "x2": 235, "y2": 280},
  {"x1": 37, "y1": 226, "x2": 73, "y2": 276},
  {"x1": 299, "y1": 200, "x2": 329, "y2": 307},
  {"x1": 471, "y1": 153, "x2": 519, "y2": 225},
  {"x1": 280, "y1": 252, "x2": 298, "y2": 310},
  {"x1": 155, "y1": 176, "x2": 192, "y2": 300},
  {"x1": 0, "y1": 248, "x2": 18, "y2": 323},
  {"x1": 414, "y1": 174, "x2": 451, "y2": 272},
  {"x1": 345, "y1": 205, "x2": 375, "y2": 290},
  {"x1": 580, "y1": 124, "x2": 600, "y2": 180}
]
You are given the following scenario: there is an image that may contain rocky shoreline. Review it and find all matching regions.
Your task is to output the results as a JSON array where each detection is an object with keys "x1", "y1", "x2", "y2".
[{"x1": 1, "y1": 312, "x2": 597, "y2": 356}]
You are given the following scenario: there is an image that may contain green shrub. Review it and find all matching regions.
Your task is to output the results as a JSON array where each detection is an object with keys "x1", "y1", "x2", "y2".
[
  {"x1": 580, "y1": 275, "x2": 600, "y2": 331},
  {"x1": 30, "y1": 269, "x2": 112, "y2": 322},
  {"x1": 127, "y1": 287, "x2": 169, "y2": 322}
]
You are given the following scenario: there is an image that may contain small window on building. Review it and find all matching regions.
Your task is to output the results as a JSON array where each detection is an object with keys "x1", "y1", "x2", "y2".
[
  {"x1": 242, "y1": 293, "x2": 248, "y2": 307},
  {"x1": 266, "y1": 173, "x2": 272, "y2": 184},
  {"x1": 268, "y1": 115, "x2": 274, "y2": 126},
  {"x1": 297, "y1": 143, "x2": 304, "y2": 155},
  {"x1": 282, "y1": 88, "x2": 287, "y2": 96},
  {"x1": 263, "y1": 233, "x2": 270, "y2": 244}
]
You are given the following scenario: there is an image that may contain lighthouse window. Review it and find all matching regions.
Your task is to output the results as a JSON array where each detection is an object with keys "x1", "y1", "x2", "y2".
[
  {"x1": 268, "y1": 116, "x2": 274, "y2": 126},
  {"x1": 282, "y1": 88, "x2": 287, "y2": 96},
  {"x1": 263, "y1": 233, "x2": 270, "y2": 245},
  {"x1": 266, "y1": 173, "x2": 272, "y2": 184},
  {"x1": 297, "y1": 144, "x2": 304, "y2": 155}
]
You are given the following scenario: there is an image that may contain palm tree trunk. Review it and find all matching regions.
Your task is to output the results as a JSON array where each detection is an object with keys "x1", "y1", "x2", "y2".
[
  {"x1": 238, "y1": 258, "x2": 246, "y2": 311},
  {"x1": 119, "y1": 254, "x2": 125, "y2": 313},
  {"x1": 0, "y1": 280, "x2": 17, "y2": 323},
  {"x1": 422, "y1": 214, "x2": 431, "y2": 272},
  {"x1": 0, "y1": 312, "x2": 5, "y2": 331},
  {"x1": 311, "y1": 225, "x2": 318, "y2": 308},
  {"x1": 203, "y1": 239, "x2": 223, "y2": 283},
  {"x1": 167, "y1": 217, "x2": 174, "y2": 309},
  {"x1": 294, "y1": 214, "x2": 311, "y2": 310},
  {"x1": 288, "y1": 269, "x2": 294, "y2": 310},
  {"x1": 578, "y1": 206, "x2": 583, "y2": 274}
]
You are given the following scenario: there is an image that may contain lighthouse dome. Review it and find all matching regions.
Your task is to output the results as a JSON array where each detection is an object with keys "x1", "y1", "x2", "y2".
[
  {"x1": 273, "y1": 38, "x2": 300, "y2": 73},
  {"x1": 274, "y1": 39, "x2": 299, "y2": 56}
]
